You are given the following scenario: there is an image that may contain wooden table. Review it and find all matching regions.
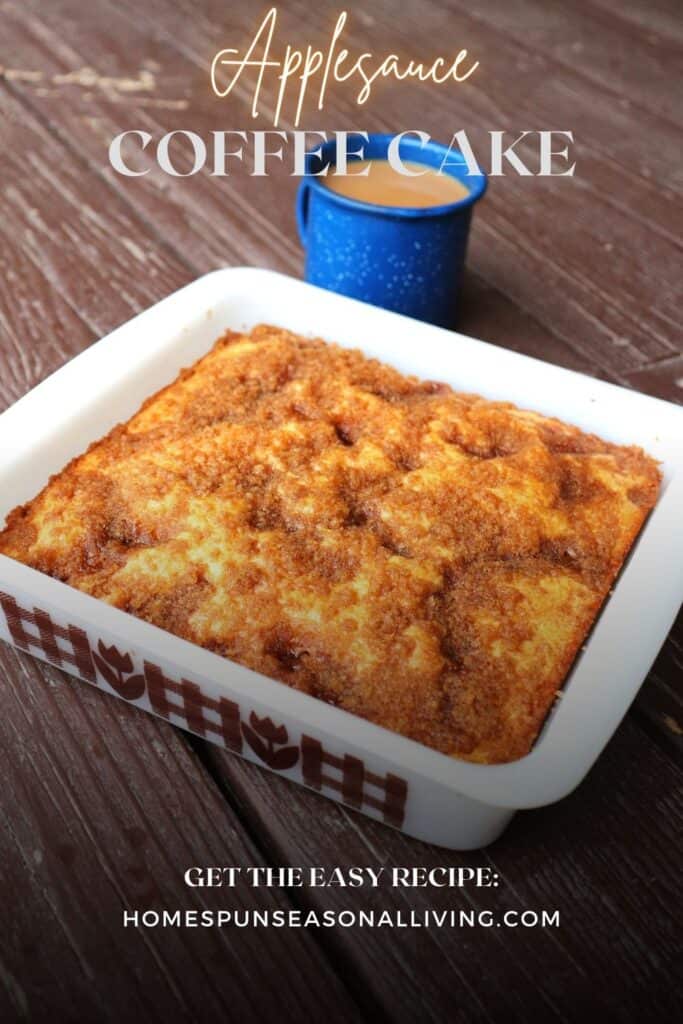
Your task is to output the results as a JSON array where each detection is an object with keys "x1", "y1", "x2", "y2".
[{"x1": 0, "y1": 1, "x2": 681, "y2": 1020}]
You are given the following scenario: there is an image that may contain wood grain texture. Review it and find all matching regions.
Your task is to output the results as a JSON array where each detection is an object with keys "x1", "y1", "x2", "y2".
[
  {"x1": 447, "y1": 0, "x2": 683, "y2": 121},
  {"x1": 0, "y1": 0, "x2": 681, "y2": 1021},
  {"x1": 623, "y1": 355, "x2": 683, "y2": 405},
  {"x1": 0, "y1": 84, "x2": 190, "y2": 335},
  {"x1": 587, "y1": 0, "x2": 683, "y2": 44},
  {"x1": 635, "y1": 609, "x2": 683, "y2": 757},
  {"x1": 0, "y1": 645, "x2": 361, "y2": 1023},
  {"x1": 0, "y1": 0, "x2": 302, "y2": 277},
  {"x1": 110, "y1": 0, "x2": 683, "y2": 376},
  {"x1": 202, "y1": 711, "x2": 683, "y2": 1024},
  {"x1": 0, "y1": 238, "x2": 94, "y2": 414},
  {"x1": 0, "y1": 40, "x2": 360, "y2": 1024},
  {"x1": 7, "y1": 0, "x2": 681, "y2": 378}
]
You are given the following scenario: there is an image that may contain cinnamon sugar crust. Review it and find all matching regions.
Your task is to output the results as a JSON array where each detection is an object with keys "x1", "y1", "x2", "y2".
[{"x1": 0, "y1": 325, "x2": 661, "y2": 763}]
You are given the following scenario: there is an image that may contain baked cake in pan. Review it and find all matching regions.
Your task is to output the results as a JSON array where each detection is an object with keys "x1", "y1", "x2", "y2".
[{"x1": 0, "y1": 325, "x2": 660, "y2": 763}]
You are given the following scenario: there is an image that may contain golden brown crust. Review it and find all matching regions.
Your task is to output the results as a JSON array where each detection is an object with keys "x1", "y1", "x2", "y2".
[{"x1": 0, "y1": 325, "x2": 661, "y2": 763}]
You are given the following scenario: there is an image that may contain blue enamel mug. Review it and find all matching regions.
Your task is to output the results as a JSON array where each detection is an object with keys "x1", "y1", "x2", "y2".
[{"x1": 296, "y1": 133, "x2": 487, "y2": 327}]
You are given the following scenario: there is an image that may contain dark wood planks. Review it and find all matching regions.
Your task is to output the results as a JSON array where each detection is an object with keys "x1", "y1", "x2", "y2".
[
  {"x1": 587, "y1": 0, "x2": 683, "y2": 44},
  {"x1": 622, "y1": 355, "x2": 683, "y2": 404},
  {"x1": 0, "y1": 0, "x2": 302, "y2": 277},
  {"x1": 0, "y1": 647, "x2": 361, "y2": 1023},
  {"x1": 0, "y1": 64, "x2": 360, "y2": 1024},
  {"x1": 0, "y1": 0, "x2": 681, "y2": 1020},
  {"x1": 635, "y1": 610, "x2": 683, "y2": 757},
  {"x1": 0, "y1": 87, "x2": 189, "y2": 338},
  {"x1": 446, "y1": 0, "x2": 683, "y2": 121},
  {"x1": 201, "y1": 710, "x2": 683, "y2": 1024},
  {"x1": 108, "y1": 0, "x2": 682, "y2": 376},
  {"x1": 0, "y1": 236, "x2": 94, "y2": 413},
  {"x1": 6, "y1": 0, "x2": 677, "y2": 380}
]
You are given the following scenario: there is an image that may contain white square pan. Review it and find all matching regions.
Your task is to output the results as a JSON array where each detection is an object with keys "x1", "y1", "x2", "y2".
[{"x1": 1, "y1": 268, "x2": 681, "y2": 849}]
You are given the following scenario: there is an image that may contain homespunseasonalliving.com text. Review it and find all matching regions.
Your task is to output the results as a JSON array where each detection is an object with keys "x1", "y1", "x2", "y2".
[{"x1": 123, "y1": 908, "x2": 561, "y2": 929}]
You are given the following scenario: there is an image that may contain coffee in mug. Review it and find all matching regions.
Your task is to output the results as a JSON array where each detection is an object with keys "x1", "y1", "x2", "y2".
[
  {"x1": 324, "y1": 159, "x2": 470, "y2": 208},
  {"x1": 297, "y1": 134, "x2": 488, "y2": 327}
]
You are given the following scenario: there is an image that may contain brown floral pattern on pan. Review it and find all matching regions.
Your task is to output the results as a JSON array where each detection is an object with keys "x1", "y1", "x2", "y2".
[
  {"x1": 0, "y1": 325, "x2": 661, "y2": 763},
  {"x1": 0, "y1": 591, "x2": 408, "y2": 828}
]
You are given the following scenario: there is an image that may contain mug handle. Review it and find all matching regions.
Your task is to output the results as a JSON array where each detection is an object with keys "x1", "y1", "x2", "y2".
[{"x1": 296, "y1": 180, "x2": 310, "y2": 246}]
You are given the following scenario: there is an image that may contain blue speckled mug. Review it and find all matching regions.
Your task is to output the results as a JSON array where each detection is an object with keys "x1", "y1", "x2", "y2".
[{"x1": 296, "y1": 133, "x2": 487, "y2": 327}]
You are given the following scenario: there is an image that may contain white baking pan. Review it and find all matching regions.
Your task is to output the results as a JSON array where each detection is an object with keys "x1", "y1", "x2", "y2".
[{"x1": 1, "y1": 268, "x2": 681, "y2": 849}]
